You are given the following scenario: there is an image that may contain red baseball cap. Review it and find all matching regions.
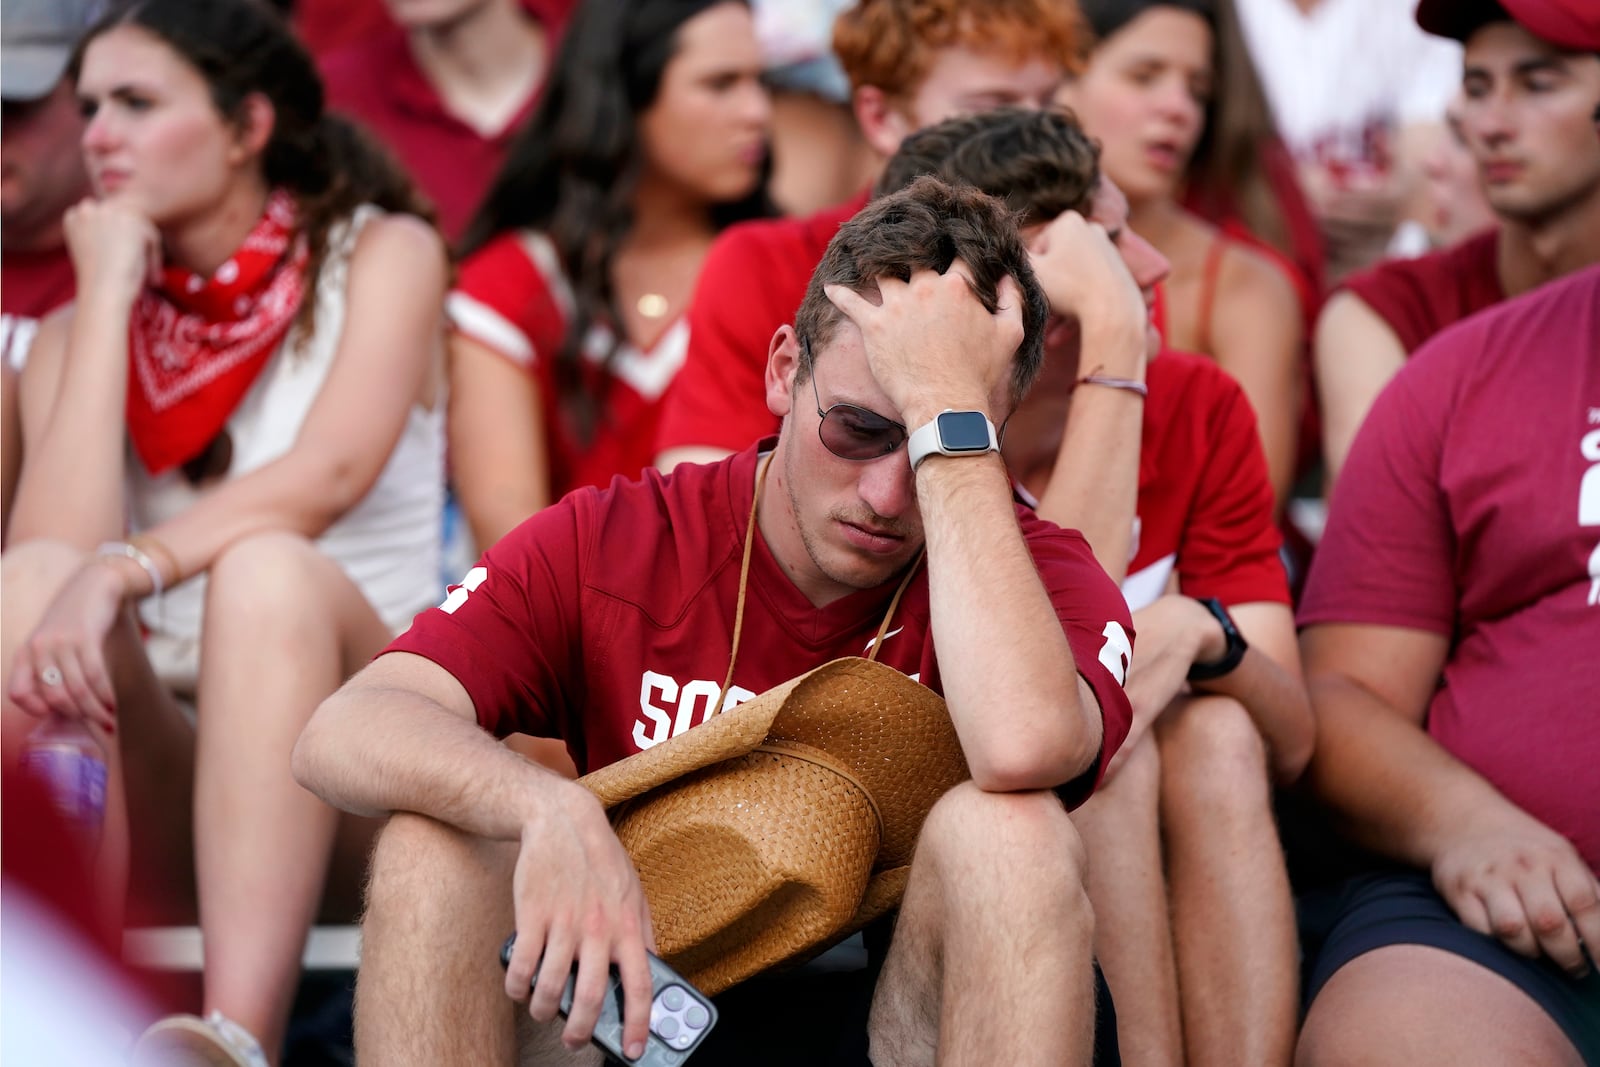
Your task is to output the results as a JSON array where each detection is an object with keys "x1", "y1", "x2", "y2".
[{"x1": 1415, "y1": 0, "x2": 1600, "y2": 52}]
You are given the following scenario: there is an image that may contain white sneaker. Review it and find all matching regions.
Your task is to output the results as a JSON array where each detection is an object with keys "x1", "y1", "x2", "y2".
[{"x1": 129, "y1": 1011, "x2": 270, "y2": 1067}]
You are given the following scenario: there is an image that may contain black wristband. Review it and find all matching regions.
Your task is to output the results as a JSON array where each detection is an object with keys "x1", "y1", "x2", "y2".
[{"x1": 1187, "y1": 597, "x2": 1247, "y2": 682}]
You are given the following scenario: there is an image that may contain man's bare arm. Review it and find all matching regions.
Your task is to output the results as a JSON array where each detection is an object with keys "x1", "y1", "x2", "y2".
[
  {"x1": 828, "y1": 266, "x2": 1106, "y2": 793},
  {"x1": 294, "y1": 652, "x2": 576, "y2": 832},
  {"x1": 293, "y1": 653, "x2": 661, "y2": 1055},
  {"x1": 916, "y1": 453, "x2": 1103, "y2": 792}
]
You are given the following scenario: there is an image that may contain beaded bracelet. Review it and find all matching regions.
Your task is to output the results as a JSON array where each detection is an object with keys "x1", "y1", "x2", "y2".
[
  {"x1": 1077, "y1": 374, "x2": 1149, "y2": 398},
  {"x1": 97, "y1": 541, "x2": 165, "y2": 598}
]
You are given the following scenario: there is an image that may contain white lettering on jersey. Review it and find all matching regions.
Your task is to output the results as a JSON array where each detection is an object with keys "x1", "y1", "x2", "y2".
[
  {"x1": 1097, "y1": 621, "x2": 1133, "y2": 687},
  {"x1": 1581, "y1": 430, "x2": 1600, "y2": 606},
  {"x1": 634, "y1": 671, "x2": 678, "y2": 750},
  {"x1": 633, "y1": 671, "x2": 756, "y2": 750},
  {"x1": 439, "y1": 567, "x2": 488, "y2": 615}
]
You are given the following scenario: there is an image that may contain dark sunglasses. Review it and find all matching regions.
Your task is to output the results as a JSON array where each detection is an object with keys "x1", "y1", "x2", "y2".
[
  {"x1": 806, "y1": 355, "x2": 907, "y2": 461},
  {"x1": 802, "y1": 340, "x2": 1007, "y2": 462}
]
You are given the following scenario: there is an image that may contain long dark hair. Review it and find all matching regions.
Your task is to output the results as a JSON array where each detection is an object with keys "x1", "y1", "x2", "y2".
[
  {"x1": 1080, "y1": 0, "x2": 1291, "y2": 257},
  {"x1": 73, "y1": 0, "x2": 435, "y2": 340},
  {"x1": 461, "y1": 0, "x2": 774, "y2": 440}
]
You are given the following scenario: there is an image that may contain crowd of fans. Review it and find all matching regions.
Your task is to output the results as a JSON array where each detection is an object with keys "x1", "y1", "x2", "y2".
[{"x1": 1, "y1": 0, "x2": 1596, "y2": 1064}]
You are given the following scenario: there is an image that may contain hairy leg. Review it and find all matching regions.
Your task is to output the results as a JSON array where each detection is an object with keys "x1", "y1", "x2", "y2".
[
  {"x1": 358, "y1": 812, "x2": 599, "y2": 1067},
  {"x1": 1157, "y1": 694, "x2": 1297, "y2": 1067},
  {"x1": 869, "y1": 782, "x2": 1098, "y2": 1067},
  {"x1": 1, "y1": 538, "x2": 197, "y2": 932},
  {"x1": 192, "y1": 532, "x2": 390, "y2": 1059},
  {"x1": 1297, "y1": 945, "x2": 1582, "y2": 1067},
  {"x1": 1074, "y1": 734, "x2": 1183, "y2": 1067}
]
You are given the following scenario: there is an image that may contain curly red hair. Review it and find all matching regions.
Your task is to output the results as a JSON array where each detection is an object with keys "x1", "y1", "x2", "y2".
[{"x1": 833, "y1": 0, "x2": 1088, "y2": 99}]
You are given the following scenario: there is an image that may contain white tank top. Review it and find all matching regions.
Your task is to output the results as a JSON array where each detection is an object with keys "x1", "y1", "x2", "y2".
[{"x1": 128, "y1": 206, "x2": 445, "y2": 640}]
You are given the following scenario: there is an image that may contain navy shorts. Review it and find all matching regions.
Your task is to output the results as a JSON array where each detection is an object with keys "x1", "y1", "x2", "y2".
[{"x1": 1300, "y1": 869, "x2": 1600, "y2": 1065}]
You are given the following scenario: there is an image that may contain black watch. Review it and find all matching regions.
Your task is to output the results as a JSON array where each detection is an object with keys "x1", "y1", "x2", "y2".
[{"x1": 1187, "y1": 597, "x2": 1247, "y2": 682}]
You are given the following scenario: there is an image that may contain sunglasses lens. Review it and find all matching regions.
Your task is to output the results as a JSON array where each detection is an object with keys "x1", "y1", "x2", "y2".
[{"x1": 820, "y1": 404, "x2": 905, "y2": 460}]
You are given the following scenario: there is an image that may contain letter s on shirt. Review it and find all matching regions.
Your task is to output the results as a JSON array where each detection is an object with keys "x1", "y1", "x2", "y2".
[{"x1": 634, "y1": 671, "x2": 678, "y2": 750}]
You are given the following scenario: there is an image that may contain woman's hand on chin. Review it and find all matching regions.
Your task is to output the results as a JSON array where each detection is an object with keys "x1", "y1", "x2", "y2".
[{"x1": 63, "y1": 198, "x2": 162, "y2": 309}]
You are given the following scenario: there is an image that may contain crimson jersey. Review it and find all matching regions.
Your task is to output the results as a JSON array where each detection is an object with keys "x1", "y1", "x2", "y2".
[
  {"x1": 1300, "y1": 266, "x2": 1600, "y2": 872},
  {"x1": 1011, "y1": 346, "x2": 1287, "y2": 611},
  {"x1": 1, "y1": 245, "x2": 75, "y2": 372},
  {"x1": 387, "y1": 442, "x2": 1136, "y2": 806},
  {"x1": 1338, "y1": 228, "x2": 1502, "y2": 353},
  {"x1": 448, "y1": 230, "x2": 687, "y2": 499},
  {"x1": 654, "y1": 193, "x2": 867, "y2": 456},
  {"x1": 1124, "y1": 352, "x2": 1289, "y2": 609}
]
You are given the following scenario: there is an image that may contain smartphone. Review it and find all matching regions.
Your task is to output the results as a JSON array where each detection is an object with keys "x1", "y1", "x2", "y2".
[{"x1": 499, "y1": 934, "x2": 718, "y2": 1065}]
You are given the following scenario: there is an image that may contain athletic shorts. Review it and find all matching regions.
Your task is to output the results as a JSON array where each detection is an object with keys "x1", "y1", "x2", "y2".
[{"x1": 1300, "y1": 869, "x2": 1600, "y2": 1065}]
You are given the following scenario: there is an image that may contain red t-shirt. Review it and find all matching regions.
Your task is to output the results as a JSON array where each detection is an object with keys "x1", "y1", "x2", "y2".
[
  {"x1": 448, "y1": 230, "x2": 687, "y2": 499},
  {"x1": 318, "y1": 13, "x2": 564, "y2": 242},
  {"x1": 1338, "y1": 228, "x2": 1503, "y2": 354},
  {"x1": 654, "y1": 193, "x2": 867, "y2": 456},
  {"x1": 1, "y1": 245, "x2": 76, "y2": 371},
  {"x1": 1299, "y1": 265, "x2": 1600, "y2": 873},
  {"x1": 1124, "y1": 352, "x2": 1289, "y2": 610},
  {"x1": 388, "y1": 442, "x2": 1135, "y2": 804},
  {"x1": 1011, "y1": 347, "x2": 1288, "y2": 611}
]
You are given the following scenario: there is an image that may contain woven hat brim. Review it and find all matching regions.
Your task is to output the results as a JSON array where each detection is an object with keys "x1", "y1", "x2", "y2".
[{"x1": 578, "y1": 671, "x2": 806, "y2": 808}]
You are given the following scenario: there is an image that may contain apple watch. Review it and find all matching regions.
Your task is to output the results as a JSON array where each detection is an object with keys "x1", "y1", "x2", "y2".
[
  {"x1": 906, "y1": 410, "x2": 1000, "y2": 471},
  {"x1": 1187, "y1": 596, "x2": 1248, "y2": 682}
]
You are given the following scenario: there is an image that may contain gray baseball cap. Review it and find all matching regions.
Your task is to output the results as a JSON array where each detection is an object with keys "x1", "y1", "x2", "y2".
[{"x1": 2, "y1": 0, "x2": 103, "y2": 101}]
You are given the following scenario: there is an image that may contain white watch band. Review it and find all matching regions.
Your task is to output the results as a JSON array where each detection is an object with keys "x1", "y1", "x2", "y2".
[{"x1": 906, "y1": 410, "x2": 1000, "y2": 471}]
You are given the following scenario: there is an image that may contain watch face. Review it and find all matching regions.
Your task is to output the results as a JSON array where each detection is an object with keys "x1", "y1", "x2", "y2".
[{"x1": 936, "y1": 410, "x2": 993, "y2": 452}]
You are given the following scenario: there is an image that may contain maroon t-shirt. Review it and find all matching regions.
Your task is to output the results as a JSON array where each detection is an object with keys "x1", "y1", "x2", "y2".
[
  {"x1": 1, "y1": 245, "x2": 75, "y2": 371},
  {"x1": 655, "y1": 193, "x2": 867, "y2": 456},
  {"x1": 388, "y1": 442, "x2": 1135, "y2": 804},
  {"x1": 1338, "y1": 228, "x2": 1503, "y2": 354},
  {"x1": 1300, "y1": 265, "x2": 1600, "y2": 873}
]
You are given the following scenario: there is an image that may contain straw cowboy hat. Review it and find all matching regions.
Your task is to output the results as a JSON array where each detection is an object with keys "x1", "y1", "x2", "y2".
[{"x1": 578, "y1": 657, "x2": 970, "y2": 996}]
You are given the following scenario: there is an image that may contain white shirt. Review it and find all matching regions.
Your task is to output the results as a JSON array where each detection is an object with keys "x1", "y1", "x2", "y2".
[{"x1": 1237, "y1": 0, "x2": 1462, "y2": 168}]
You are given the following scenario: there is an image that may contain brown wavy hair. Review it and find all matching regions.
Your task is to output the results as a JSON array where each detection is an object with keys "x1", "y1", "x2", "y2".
[
  {"x1": 72, "y1": 0, "x2": 436, "y2": 342},
  {"x1": 876, "y1": 107, "x2": 1103, "y2": 227},
  {"x1": 795, "y1": 176, "x2": 1050, "y2": 408}
]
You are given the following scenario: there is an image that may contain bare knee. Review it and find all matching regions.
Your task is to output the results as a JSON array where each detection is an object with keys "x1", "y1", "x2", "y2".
[
  {"x1": 1157, "y1": 695, "x2": 1269, "y2": 805},
  {"x1": 919, "y1": 782, "x2": 1088, "y2": 891},
  {"x1": 365, "y1": 812, "x2": 509, "y2": 922},
  {"x1": 205, "y1": 531, "x2": 335, "y2": 623}
]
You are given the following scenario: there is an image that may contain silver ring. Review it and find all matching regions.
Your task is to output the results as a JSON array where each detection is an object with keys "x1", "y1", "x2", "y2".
[{"x1": 40, "y1": 665, "x2": 64, "y2": 688}]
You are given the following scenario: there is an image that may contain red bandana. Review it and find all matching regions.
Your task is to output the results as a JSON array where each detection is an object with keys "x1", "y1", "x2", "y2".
[{"x1": 125, "y1": 189, "x2": 309, "y2": 475}]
